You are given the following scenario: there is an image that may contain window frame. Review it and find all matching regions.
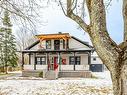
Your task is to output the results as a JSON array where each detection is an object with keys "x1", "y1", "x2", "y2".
[
  {"x1": 54, "y1": 40, "x2": 60, "y2": 50},
  {"x1": 69, "y1": 56, "x2": 81, "y2": 65},
  {"x1": 46, "y1": 40, "x2": 51, "y2": 49},
  {"x1": 35, "y1": 57, "x2": 46, "y2": 65},
  {"x1": 93, "y1": 57, "x2": 96, "y2": 61}
]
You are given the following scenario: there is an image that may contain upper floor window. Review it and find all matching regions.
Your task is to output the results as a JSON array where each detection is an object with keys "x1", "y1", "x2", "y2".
[
  {"x1": 46, "y1": 40, "x2": 51, "y2": 49},
  {"x1": 54, "y1": 40, "x2": 60, "y2": 50}
]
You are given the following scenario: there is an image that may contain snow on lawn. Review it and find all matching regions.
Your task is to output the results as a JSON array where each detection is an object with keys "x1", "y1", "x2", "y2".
[{"x1": 0, "y1": 71, "x2": 113, "y2": 95}]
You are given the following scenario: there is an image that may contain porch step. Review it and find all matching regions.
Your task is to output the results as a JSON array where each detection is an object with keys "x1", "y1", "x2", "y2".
[
  {"x1": 22, "y1": 70, "x2": 43, "y2": 77},
  {"x1": 58, "y1": 71, "x2": 91, "y2": 78}
]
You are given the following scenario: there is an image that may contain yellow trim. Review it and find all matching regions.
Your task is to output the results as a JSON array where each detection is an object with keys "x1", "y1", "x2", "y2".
[{"x1": 36, "y1": 34, "x2": 71, "y2": 40}]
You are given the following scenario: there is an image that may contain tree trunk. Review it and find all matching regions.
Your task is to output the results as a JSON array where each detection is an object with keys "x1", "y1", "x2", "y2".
[
  {"x1": 120, "y1": 48, "x2": 127, "y2": 95},
  {"x1": 110, "y1": 65, "x2": 127, "y2": 95},
  {"x1": 110, "y1": 67, "x2": 127, "y2": 95},
  {"x1": 88, "y1": 0, "x2": 127, "y2": 94},
  {"x1": 66, "y1": 0, "x2": 127, "y2": 95},
  {"x1": 121, "y1": 65, "x2": 127, "y2": 95},
  {"x1": 5, "y1": 65, "x2": 8, "y2": 74}
]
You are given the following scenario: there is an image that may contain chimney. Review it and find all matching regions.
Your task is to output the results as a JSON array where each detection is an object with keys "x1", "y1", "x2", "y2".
[{"x1": 58, "y1": 32, "x2": 62, "y2": 34}]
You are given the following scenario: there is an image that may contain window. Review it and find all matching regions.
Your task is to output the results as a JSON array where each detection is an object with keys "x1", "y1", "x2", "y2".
[
  {"x1": 93, "y1": 57, "x2": 96, "y2": 61},
  {"x1": 63, "y1": 39, "x2": 65, "y2": 49},
  {"x1": 46, "y1": 40, "x2": 51, "y2": 49},
  {"x1": 67, "y1": 39, "x2": 69, "y2": 49},
  {"x1": 35, "y1": 57, "x2": 46, "y2": 65},
  {"x1": 54, "y1": 40, "x2": 60, "y2": 50},
  {"x1": 69, "y1": 56, "x2": 80, "y2": 65}
]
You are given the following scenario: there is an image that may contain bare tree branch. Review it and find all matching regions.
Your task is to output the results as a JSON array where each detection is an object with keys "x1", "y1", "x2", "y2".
[
  {"x1": 123, "y1": 0, "x2": 127, "y2": 41},
  {"x1": 66, "y1": 0, "x2": 90, "y2": 33},
  {"x1": 59, "y1": 0, "x2": 67, "y2": 16}
]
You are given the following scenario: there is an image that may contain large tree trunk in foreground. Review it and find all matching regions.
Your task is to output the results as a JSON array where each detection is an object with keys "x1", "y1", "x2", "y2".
[
  {"x1": 66, "y1": 0, "x2": 127, "y2": 95},
  {"x1": 121, "y1": 0, "x2": 127, "y2": 94},
  {"x1": 89, "y1": 1, "x2": 127, "y2": 95}
]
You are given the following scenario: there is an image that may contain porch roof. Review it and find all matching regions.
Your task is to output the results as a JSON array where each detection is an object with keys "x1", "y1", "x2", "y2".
[
  {"x1": 20, "y1": 49, "x2": 93, "y2": 53},
  {"x1": 35, "y1": 33, "x2": 71, "y2": 40}
]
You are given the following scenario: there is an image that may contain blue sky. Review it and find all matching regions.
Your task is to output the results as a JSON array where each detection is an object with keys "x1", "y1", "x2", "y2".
[
  {"x1": 15, "y1": 0, "x2": 123, "y2": 45},
  {"x1": 106, "y1": 0, "x2": 123, "y2": 44}
]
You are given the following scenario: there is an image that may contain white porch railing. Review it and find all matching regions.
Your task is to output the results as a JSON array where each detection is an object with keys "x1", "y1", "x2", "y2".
[
  {"x1": 60, "y1": 65, "x2": 74, "y2": 71},
  {"x1": 24, "y1": 65, "x2": 89, "y2": 71},
  {"x1": 75, "y1": 65, "x2": 89, "y2": 70},
  {"x1": 24, "y1": 65, "x2": 47, "y2": 70},
  {"x1": 36, "y1": 65, "x2": 47, "y2": 70},
  {"x1": 24, "y1": 65, "x2": 34, "y2": 70}
]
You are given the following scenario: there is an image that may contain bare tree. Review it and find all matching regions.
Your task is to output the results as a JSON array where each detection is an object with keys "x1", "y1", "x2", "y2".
[
  {"x1": 15, "y1": 26, "x2": 37, "y2": 50},
  {"x1": 0, "y1": 0, "x2": 45, "y2": 33},
  {"x1": 57, "y1": 0, "x2": 127, "y2": 95}
]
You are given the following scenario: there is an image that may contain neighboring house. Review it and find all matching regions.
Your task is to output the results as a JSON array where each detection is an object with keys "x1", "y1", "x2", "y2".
[
  {"x1": 90, "y1": 52, "x2": 104, "y2": 72},
  {"x1": 20, "y1": 33, "x2": 94, "y2": 78},
  {"x1": 90, "y1": 52, "x2": 108, "y2": 72}
]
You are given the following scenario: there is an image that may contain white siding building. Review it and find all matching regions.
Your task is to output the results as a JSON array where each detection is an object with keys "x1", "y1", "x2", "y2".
[{"x1": 21, "y1": 33, "x2": 95, "y2": 78}]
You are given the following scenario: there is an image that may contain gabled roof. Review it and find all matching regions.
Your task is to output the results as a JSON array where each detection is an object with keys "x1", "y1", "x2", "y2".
[
  {"x1": 25, "y1": 40, "x2": 40, "y2": 50},
  {"x1": 25, "y1": 34, "x2": 93, "y2": 50},
  {"x1": 71, "y1": 36, "x2": 93, "y2": 48}
]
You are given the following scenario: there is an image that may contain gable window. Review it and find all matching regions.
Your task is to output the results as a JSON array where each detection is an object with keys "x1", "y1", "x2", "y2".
[
  {"x1": 46, "y1": 40, "x2": 51, "y2": 49},
  {"x1": 35, "y1": 57, "x2": 46, "y2": 65},
  {"x1": 69, "y1": 56, "x2": 80, "y2": 65},
  {"x1": 93, "y1": 57, "x2": 96, "y2": 61}
]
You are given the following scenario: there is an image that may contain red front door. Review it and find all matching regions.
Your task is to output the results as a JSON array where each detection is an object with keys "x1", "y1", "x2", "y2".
[{"x1": 54, "y1": 57, "x2": 58, "y2": 70}]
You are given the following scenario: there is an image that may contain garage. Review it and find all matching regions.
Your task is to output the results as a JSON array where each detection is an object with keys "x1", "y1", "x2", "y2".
[{"x1": 90, "y1": 64, "x2": 104, "y2": 72}]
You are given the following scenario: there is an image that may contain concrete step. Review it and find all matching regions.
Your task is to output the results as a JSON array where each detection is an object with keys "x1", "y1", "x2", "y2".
[
  {"x1": 58, "y1": 71, "x2": 91, "y2": 78},
  {"x1": 22, "y1": 70, "x2": 43, "y2": 77}
]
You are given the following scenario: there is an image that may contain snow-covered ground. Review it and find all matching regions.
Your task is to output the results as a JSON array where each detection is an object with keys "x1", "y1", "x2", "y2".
[{"x1": 0, "y1": 71, "x2": 113, "y2": 95}]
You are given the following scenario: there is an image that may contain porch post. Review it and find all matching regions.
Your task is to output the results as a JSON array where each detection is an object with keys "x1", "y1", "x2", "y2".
[
  {"x1": 34, "y1": 53, "x2": 36, "y2": 70},
  {"x1": 58, "y1": 52, "x2": 61, "y2": 71},
  {"x1": 46, "y1": 52, "x2": 49, "y2": 71},
  {"x1": 67, "y1": 39, "x2": 69, "y2": 49},
  {"x1": 21, "y1": 52, "x2": 24, "y2": 70},
  {"x1": 73, "y1": 52, "x2": 76, "y2": 71},
  {"x1": 88, "y1": 52, "x2": 91, "y2": 65},
  {"x1": 28, "y1": 53, "x2": 31, "y2": 65},
  {"x1": 88, "y1": 52, "x2": 91, "y2": 70},
  {"x1": 65, "y1": 39, "x2": 69, "y2": 50}
]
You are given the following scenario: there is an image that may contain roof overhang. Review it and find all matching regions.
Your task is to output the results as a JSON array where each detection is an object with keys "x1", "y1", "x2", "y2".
[
  {"x1": 19, "y1": 49, "x2": 92, "y2": 53},
  {"x1": 36, "y1": 33, "x2": 71, "y2": 40}
]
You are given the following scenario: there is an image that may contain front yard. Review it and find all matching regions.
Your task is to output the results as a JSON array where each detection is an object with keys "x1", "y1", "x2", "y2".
[{"x1": 0, "y1": 71, "x2": 113, "y2": 95}]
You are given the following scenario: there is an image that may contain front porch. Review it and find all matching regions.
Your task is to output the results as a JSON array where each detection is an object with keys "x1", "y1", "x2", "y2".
[{"x1": 21, "y1": 49, "x2": 92, "y2": 78}]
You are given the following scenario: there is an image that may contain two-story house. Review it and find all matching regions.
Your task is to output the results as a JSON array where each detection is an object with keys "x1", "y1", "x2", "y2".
[{"x1": 21, "y1": 33, "x2": 94, "y2": 78}]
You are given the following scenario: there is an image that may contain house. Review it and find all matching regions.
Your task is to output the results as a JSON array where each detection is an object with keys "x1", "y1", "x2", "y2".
[
  {"x1": 90, "y1": 52, "x2": 104, "y2": 72},
  {"x1": 20, "y1": 33, "x2": 94, "y2": 78},
  {"x1": 91, "y1": 52, "x2": 108, "y2": 72}
]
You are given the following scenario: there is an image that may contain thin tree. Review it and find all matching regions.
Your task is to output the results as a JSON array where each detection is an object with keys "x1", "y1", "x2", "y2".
[
  {"x1": 0, "y1": 32, "x2": 4, "y2": 72},
  {"x1": 0, "y1": 11, "x2": 18, "y2": 74}
]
